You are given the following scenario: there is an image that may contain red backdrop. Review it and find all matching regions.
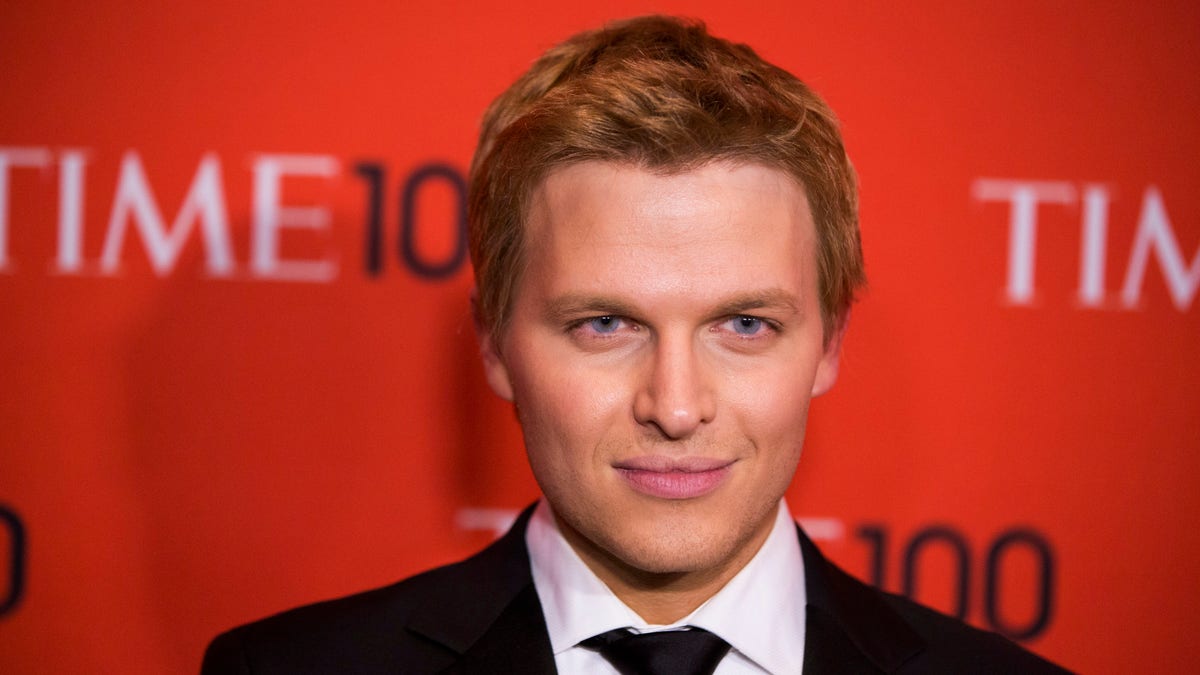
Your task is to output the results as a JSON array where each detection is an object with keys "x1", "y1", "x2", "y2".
[{"x1": 2, "y1": 2, "x2": 1197, "y2": 673}]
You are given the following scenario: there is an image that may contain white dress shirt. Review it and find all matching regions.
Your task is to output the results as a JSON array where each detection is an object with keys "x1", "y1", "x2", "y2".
[{"x1": 526, "y1": 499, "x2": 807, "y2": 674}]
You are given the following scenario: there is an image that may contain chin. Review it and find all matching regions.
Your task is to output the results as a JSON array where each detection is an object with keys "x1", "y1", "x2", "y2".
[
  {"x1": 596, "y1": 513, "x2": 751, "y2": 577},
  {"x1": 616, "y1": 544, "x2": 731, "y2": 577}
]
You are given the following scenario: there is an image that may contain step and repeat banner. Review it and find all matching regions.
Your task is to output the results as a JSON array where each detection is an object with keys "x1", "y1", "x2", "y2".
[{"x1": 1, "y1": 2, "x2": 1197, "y2": 673}]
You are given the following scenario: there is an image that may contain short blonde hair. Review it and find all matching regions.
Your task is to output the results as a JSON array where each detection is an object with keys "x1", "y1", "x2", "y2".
[{"x1": 469, "y1": 15, "x2": 864, "y2": 343}]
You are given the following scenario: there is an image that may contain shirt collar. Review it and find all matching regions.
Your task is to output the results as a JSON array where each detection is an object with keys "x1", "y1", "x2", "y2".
[{"x1": 526, "y1": 499, "x2": 806, "y2": 674}]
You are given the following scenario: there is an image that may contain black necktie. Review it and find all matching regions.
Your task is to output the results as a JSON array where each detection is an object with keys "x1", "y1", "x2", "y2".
[{"x1": 581, "y1": 627, "x2": 732, "y2": 675}]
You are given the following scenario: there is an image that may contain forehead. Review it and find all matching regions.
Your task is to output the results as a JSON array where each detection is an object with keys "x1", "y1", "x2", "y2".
[{"x1": 518, "y1": 160, "x2": 818, "y2": 308}]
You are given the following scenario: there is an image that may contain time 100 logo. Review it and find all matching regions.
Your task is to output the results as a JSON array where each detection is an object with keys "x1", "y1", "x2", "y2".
[
  {"x1": 855, "y1": 524, "x2": 1055, "y2": 641},
  {"x1": 0, "y1": 505, "x2": 23, "y2": 618}
]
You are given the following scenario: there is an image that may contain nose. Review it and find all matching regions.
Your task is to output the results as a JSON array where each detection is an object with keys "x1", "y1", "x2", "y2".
[{"x1": 632, "y1": 332, "x2": 716, "y2": 439}]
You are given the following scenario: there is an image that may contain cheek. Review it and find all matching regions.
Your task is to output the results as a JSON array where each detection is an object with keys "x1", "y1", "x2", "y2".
[
  {"x1": 509, "y1": 359, "x2": 631, "y2": 467},
  {"x1": 729, "y1": 366, "x2": 815, "y2": 451}
]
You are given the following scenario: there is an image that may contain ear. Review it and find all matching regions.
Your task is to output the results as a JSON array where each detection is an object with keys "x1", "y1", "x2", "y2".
[
  {"x1": 810, "y1": 311, "x2": 849, "y2": 397},
  {"x1": 471, "y1": 288, "x2": 515, "y2": 402}
]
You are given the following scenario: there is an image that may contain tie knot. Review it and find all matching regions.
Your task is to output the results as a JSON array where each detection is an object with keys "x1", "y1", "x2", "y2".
[{"x1": 581, "y1": 627, "x2": 732, "y2": 675}]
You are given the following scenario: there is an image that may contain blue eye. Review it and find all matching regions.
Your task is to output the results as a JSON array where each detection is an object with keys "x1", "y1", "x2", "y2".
[
  {"x1": 588, "y1": 316, "x2": 622, "y2": 333},
  {"x1": 731, "y1": 316, "x2": 763, "y2": 335}
]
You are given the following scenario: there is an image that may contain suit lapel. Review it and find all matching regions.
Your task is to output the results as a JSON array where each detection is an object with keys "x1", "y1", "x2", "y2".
[
  {"x1": 804, "y1": 603, "x2": 891, "y2": 674},
  {"x1": 798, "y1": 525, "x2": 924, "y2": 673},
  {"x1": 404, "y1": 505, "x2": 556, "y2": 674},
  {"x1": 439, "y1": 582, "x2": 556, "y2": 674}
]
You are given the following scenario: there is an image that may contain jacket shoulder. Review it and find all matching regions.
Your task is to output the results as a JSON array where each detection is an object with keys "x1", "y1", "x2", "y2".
[
  {"x1": 202, "y1": 509, "x2": 538, "y2": 675},
  {"x1": 201, "y1": 563, "x2": 468, "y2": 674},
  {"x1": 798, "y1": 525, "x2": 1072, "y2": 674}
]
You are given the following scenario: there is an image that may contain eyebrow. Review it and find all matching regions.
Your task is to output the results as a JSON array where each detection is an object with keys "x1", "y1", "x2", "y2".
[
  {"x1": 542, "y1": 288, "x2": 801, "y2": 324},
  {"x1": 710, "y1": 289, "x2": 802, "y2": 317},
  {"x1": 542, "y1": 294, "x2": 640, "y2": 324}
]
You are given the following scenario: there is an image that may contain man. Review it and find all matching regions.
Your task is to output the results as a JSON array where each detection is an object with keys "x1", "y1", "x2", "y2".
[{"x1": 203, "y1": 16, "x2": 1068, "y2": 674}]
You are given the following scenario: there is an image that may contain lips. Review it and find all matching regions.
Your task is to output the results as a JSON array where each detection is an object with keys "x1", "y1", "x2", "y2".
[{"x1": 613, "y1": 456, "x2": 733, "y2": 500}]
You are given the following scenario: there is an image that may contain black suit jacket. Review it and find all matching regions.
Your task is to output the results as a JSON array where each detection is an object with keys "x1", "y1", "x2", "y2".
[{"x1": 202, "y1": 507, "x2": 1070, "y2": 673}]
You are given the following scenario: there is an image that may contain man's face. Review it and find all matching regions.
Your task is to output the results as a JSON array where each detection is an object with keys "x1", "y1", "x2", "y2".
[{"x1": 478, "y1": 161, "x2": 842, "y2": 580}]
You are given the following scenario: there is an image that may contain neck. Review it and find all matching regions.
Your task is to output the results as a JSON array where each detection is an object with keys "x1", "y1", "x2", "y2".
[{"x1": 600, "y1": 566, "x2": 740, "y2": 625}]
